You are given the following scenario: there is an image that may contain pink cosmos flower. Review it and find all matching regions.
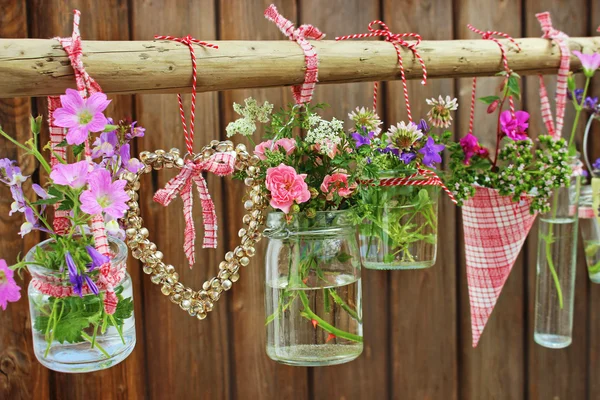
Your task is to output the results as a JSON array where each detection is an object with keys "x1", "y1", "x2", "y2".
[
  {"x1": 53, "y1": 89, "x2": 111, "y2": 145},
  {"x1": 320, "y1": 173, "x2": 357, "y2": 200},
  {"x1": 254, "y1": 139, "x2": 297, "y2": 160},
  {"x1": 573, "y1": 51, "x2": 600, "y2": 78},
  {"x1": 80, "y1": 169, "x2": 130, "y2": 218},
  {"x1": 499, "y1": 110, "x2": 529, "y2": 141},
  {"x1": 50, "y1": 160, "x2": 90, "y2": 189},
  {"x1": 0, "y1": 259, "x2": 21, "y2": 310},
  {"x1": 265, "y1": 164, "x2": 311, "y2": 214}
]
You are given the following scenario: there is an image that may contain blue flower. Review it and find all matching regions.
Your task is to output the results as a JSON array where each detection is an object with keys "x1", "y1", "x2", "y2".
[
  {"x1": 378, "y1": 146, "x2": 400, "y2": 157},
  {"x1": 351, "y1": 129, "x2": 375, "y2": 148},
  {"x1": 593, "y1": 158, "x2": 600, "y2": 171},
  {"x1": 418, "y1": 137, "x2": 445, "y2": 167},
  {"x1": 400, "y1": 151, "x2": 417, "y2": 164},
  {"x1": 65, "y1": 252, "x2": 83, "y2": 297},
  {"x1": 86, "y1": 246, "x2": 110, "y2": 271},
  {"x1": 417, "y1": 119, "x2": 430, "y2": 134}
]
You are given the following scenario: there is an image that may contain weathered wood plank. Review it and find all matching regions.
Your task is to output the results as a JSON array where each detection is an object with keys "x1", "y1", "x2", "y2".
[
  {"x1": 219, "y1": 1, "x2": 310, "y2": 399},
  {"x1": 1, "y1": 37, "x2": 600, "y2": 98},
  {"x1": 0, "y1": 3, "x2": 49, "y2": 399},
  {"x1": 27, "y1": 1, "x2": 147, "y2": 399},
  {"x1": 382, "y1": 1, "x2": 459, "y2": 399},
  {"x1": 131, "y1": 0, "x2": 231, "y2": 399},
  {"x1": 299, "y1": 1, "x2": 388, "y2": 399},
  {"x1": 524, "y1": 2, "x2": 589, "y2": 399},
  {"x1": 455, "y1": 1, "x2": 526, "y2": 399}
]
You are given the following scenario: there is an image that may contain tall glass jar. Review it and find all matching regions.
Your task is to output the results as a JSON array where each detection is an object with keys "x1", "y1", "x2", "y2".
[
  {"x1": 264, "y1": 211, "x2": 363, "y2": 366},
  {"x1": 358, "y1": 171, "x2": 440, "y2": 270},
  {"x1": 26, "y1": 237, "x2": 136, "y2": 373},
  {"x1": 579, "y1": 184, "x2": 600, "y2": 283},
  {"x1": 534, "y1": 171, "x2": 580, "y2": 349}
]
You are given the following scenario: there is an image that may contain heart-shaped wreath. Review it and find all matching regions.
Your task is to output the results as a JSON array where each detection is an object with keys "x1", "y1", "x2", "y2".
[{"x1": 120, "y1": 141, "x2": 266, "y2": 319}]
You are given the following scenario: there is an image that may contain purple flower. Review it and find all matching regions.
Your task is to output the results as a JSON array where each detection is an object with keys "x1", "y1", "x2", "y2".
[
  {"x1": 32, "y1": 184, "x2": 50, "y2": 200},
  {"x1": 418, "y1": 137, "x2": 445, "y2": 167},
  {"x1": 400, "y1": 151, "x2": 417, "y2": 164},
  {"x1": 83, "y1": 275, "x2": 99, "y2": 296},
  {"x1": 65, "y1": 252, "x2": 83, "y2": 297},
  {"x1": 378, "y1": 146, "x2": 400, "y2": 157},
  {"x1": 86, "y1": 246, "x2": 109, "y2": 271},
  {"x1": 351, "y1": 130, "x2": 375, "y2": 148},
  {"x1": 0, "y1": 159, "x2": 27, "y2": 186},
  {"x1": 80, "y1": 169, "x2": 130, "y2": 218},
  {"x1": 119, "y1": 144, "x2": 143, "y2": 174},
  {"x1": 0, "y1": 259, "x2": 21, "y2": 310},
  {"x1": 500, "y1": 110, "x2": 529, "y2": 141},
  {"x1": 585, "y1": 97, "x2": 598, "y2": 110},
  {"x1": 19, "y1": 207, "x2": 37, "y2": 237},
  {"x1": 9, "y1": 185, "x2": 26, "y2": 216},
  {"x1": 91, "y1": 131, "x2": 119, "y2": 159},
  {"x1": 53, "y1": 89, "x2": 111, "y2": 145},
  {"x1": 126, "y1": 121, "x2": 145, "y2": 140},
  {"x1": 417, "y1": 119, "x2": 430, "y2": 134},
  {"x1": 50, "y1": 160, "x2": 90, "y2": 189},
  {"x1": 593, "y1": 158, "x2": 600, "y2": 171},
  {"x1": 573, "y1": 51, "x2": 600, "y2": 78}
]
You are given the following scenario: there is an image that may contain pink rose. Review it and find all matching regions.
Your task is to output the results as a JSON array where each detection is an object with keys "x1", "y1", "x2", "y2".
[
  {"x1": 265, "y1": 163, "x2": 311, "y2": 213},
  {"x1": 320, "y1": 173, "x2": 357, "y2": 200},
  {"x1": 254, "y1": 139, "x2": 297, "y2": 160}
]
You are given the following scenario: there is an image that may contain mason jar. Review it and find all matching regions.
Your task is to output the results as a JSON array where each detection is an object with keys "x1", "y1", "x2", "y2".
[
  {"x1": 263, "y1": 211, "x2": 363, "y2": 366},
  {"x1": 579, "y1": 184, "x2": 600, "y2": 283},
  {"x1": 358, "y1": 171, "x2": 440, "y2": 270},
  {"x1": 26, "y1": 237, "x2": 136, "y2": 373}
]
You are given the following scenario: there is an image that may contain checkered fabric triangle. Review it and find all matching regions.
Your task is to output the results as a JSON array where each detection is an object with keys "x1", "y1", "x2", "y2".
[{"x1": 462, "y1": 187, "x2": 537, "y2": 347}]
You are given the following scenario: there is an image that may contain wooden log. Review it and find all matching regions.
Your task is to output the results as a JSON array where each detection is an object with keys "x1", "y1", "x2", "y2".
[{"x1": 0, "y1": 37, "x2": 599, "y2": 98}]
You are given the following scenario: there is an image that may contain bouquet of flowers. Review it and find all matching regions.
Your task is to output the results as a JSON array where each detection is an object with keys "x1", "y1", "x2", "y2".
[
  {"x1": 443, "y1": 72, "x2": 570, "y2": 347},
  {"x1": 0, "y1": 89, "x2": 141, "y2": 372},
  {"x1": 348, "y1": 98, "x2": 454, "y2": 270},
  {"x1": 226, "y1": 99, "x2": 363, "y2": 366}
]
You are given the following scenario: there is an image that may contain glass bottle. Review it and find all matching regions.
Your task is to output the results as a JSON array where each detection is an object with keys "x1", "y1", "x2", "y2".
[
  {"x1": 579, "y1": 184, "x2": 600, "y2": 283},
  {"x1": 534, "y1": 164, "x2": 580, "y2": 349},
  {"x1": 26, "y1": 237, "x2": 136, "y2": 372},
  {"x1": 358, "y1": 171, "x2": 440, "y2": 270},
  {"x1": 264, "y1": 211, "x2": 363, "y2": 366}
]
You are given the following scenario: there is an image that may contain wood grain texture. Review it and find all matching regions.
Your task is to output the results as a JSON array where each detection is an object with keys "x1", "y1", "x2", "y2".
[
  {"x1": 0, "y1": 2, "x2": 49, "y2": 399},
  {"x1": 1, "y1": 37, "x2": 600, "y2": 98},
  {"x1": 382, "y1": 1, "x2": 459, "y2": 399},
  {"x1": 219, "y1": 1, "x2": 311, "y2": 399},
  {"x1": 131, "y1": 1, "x2": 231, "y2": 399},
  {"x1": 455, "y1": 1, "x2": 526, "y2": 399},
  {"x1": 525, "y1": 2, "x2": 590, "y2": 400},
  {"x1": 300, "y1": 1, "x2": 389, "y2": 399}
]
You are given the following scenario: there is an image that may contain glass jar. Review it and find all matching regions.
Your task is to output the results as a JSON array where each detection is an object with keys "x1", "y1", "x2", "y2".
[
  {"x1": 579, "y1": 184, "x2": 600, "y2": 283},
  {"x1": 358, "y1": 171, "x2": 440, "y2": 270},
  {"x1": 534, "y1": 170, "x2": 580, "y2": 349},
  {"x1": 264, "y1": 211, "x2": 363, "y2": 366},
  {"x1": 26, "y1": 237, "x2": 136, "y2": 373}
]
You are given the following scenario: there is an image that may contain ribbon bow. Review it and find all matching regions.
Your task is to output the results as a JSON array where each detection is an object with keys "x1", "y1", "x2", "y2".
[
  {"x1": 154, "y1": 152, "x2": 236, "y2": 268},
  {"x1": 336, "y1": 21, "x2": 427, "y2": 119},
  {"x1": 264, "y1": 4, "x2": 325, "y2": 105},
  {"x1": 536, "y1": 12, "x2": 570, "y2": 140}
]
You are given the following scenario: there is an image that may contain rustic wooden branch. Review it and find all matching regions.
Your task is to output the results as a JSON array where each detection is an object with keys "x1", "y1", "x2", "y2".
[{"x1": 0, "y1": 37, "x2": 599, "y2": 98}]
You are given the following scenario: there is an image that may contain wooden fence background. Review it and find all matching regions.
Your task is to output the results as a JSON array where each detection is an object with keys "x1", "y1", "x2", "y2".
[{"x1": 1, "y1": 0, "x2": 599, "y2": 399}]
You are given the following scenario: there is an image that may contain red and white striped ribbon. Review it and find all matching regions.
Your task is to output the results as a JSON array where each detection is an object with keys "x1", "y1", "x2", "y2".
[
  {"x1": 336, "y1": 21, "x2": 427, "y2": 120},
  {"x1": 378, "y1": 167, "x2": 457, "y2": 204},
  {"x1": 154, "y1": 35, "x2": 218, "y2": 156},
  {"x1": 46, "y1": 10, "x2": 117, "y2": 313},
  {"x1": 153, "y1": 152, "x2": 236, "y2": 268},
  {"x1": 536, "y1": 12, "x2": 570, "y2": 140},
  {"x1": 467, "y1": 24, "x2": 521, "y2": 127},
  {"x1": 264, "y1": 4, "x2": 325, "y2": 105}
]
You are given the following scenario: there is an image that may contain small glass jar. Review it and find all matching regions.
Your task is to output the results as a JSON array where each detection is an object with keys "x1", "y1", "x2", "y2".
[
  {"x1": 264, "y1": 211, "x2": 363, "y2": 366},
  {"x1": 358, "y1": 171, "x2": 440, "y2": 270},
  {"x1": 534, "y1": 164, "x2": 580, "y2": 349},
  {"x1": 26, "y1": 237, "x2": 136, "y2": 373},
  {"x1": 579, "y1": 184, "x2": 600, "y2": 283}
]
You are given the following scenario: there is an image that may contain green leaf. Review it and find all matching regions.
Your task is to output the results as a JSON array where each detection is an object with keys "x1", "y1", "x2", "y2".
[
  {"x1": 506, "y1": 75, "x2": 521, "y2": 99},
  {"x1": 48, "y1": 186, "x2": 63, "y2": 198},
  {"x1": 53, "y1": 317, "x2": 90, "y2": 344},
  {"x1": 57, "y1": 197, "x2": 74, "y2": 211},
  {"x1": 73, "y1": 144, "x2": 86, "y2": 157},
  {"x1": 32, "y1": 197, "x2": 62, "y2": 206},
  {"x1": 383, "y1": 254, "x2": 396, "y2": 263},
  {"x1": 103, "y1": 124, "x2": 119, "y2": 132},
  {"x1": 56, "y1": 139, "x2": 68, "y2": 148},
  {"x1": 336, "y1": 252, "x2": 352, "y2": 263},
  {"x1": 34, "y1": 316, "x2": 50, "y2": 332},
  {"x1": 111, "y1": 297, "x2": 134, "y2": 324},
  {"x1": 478, "y1": 96, "x2": 500, "y2": 105}
]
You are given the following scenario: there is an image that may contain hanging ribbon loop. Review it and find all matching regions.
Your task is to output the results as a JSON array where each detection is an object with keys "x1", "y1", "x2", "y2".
[
  {"x1": 264, "y1": 4, "x2": 325, "y2": 105},
  {"x1": 336, "y1": 21, "x2": 427, "y2": 120},
  {"x1": 536, "y1": 12, "x2": 570, "y2": 140},
  {"x1": 154, "y1": 152, "x2": 236, "y2": 268}
]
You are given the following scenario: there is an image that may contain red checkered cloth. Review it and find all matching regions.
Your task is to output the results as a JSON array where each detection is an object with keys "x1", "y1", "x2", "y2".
[{"x1": 462, "y1": 187, "x2": 537, "y2": 347}]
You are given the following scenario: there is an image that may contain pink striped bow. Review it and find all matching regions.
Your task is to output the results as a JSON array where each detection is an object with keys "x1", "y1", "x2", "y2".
[
  {"x1": 536, "y1": 12, "x2": 570, "y2": 140},
  {"x1": 154, "y1": 152, "x2": 236, "y2": 268},
  {"x1": 264, "y1": 4, "x2": 325, "y2": 104}
]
